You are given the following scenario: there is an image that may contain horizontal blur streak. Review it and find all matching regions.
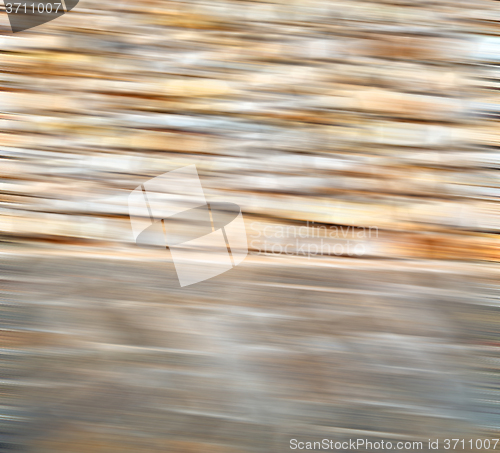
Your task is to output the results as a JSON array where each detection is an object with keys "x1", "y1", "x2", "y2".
[{"x1": 1, "y1": 0, "x2": 499, "y2": 451}]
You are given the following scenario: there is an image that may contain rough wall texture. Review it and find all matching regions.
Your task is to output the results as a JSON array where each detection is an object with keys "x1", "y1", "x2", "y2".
[{"x1": 1, "y1": 0, "x2": 500, "y2": 451}]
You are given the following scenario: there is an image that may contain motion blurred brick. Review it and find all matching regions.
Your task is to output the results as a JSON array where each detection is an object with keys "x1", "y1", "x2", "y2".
[{"x1": 1, "y1": 0, "x2": 499, "y2": 450}]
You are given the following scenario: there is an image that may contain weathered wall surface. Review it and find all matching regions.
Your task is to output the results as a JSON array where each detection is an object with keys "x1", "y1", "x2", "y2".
[{"x1": 1, "y1": 0, "x2": 500, "y2": 451}]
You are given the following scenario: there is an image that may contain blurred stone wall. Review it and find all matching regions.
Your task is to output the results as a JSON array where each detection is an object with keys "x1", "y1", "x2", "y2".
[{"x1": 1, "y1": 0, "x2": 500, "y2": 451}]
